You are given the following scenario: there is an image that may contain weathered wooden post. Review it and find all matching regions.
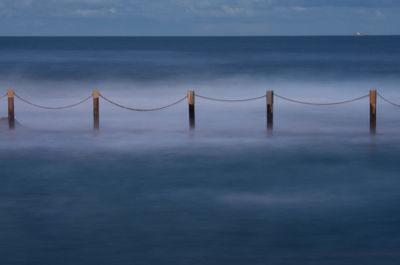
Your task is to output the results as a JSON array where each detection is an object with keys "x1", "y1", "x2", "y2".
[
  {"x1": 370, "y1": 89, "x2": 376, "y2": 134},
  {"x1": 8, "y1": 89, "x2": 15, "y2": 130},
  {"x1": 267, "y1": 90, "x2": 274, "y2": 131},
  {"x1": 188, "y1": 91, "x2": 195, "y2": 129},
  {"x1": 93, "y1": 90, "x2": 99, "y2": 130}
]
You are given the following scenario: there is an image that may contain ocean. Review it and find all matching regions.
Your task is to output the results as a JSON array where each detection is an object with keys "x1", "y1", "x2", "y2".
[{"x1": 1, "y1": 36, "x2": 400, "y2": 265}]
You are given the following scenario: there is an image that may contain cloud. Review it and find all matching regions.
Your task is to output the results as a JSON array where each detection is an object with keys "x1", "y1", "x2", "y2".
[
  {"x1": 17, "y1": 0, "x2": 32, "y2": 7},
  {"x1": 355, "y1": 9, "x2": 368, "y2": 15},
  {"x1": 75, "y1": 7, "x2": 116, "y2": 17},
  {"x1": 292, "y1": 6, "x2": 309, "y2": 12},
  {"x1": 218, "y1": 192, "x2": 363, "y2": 207},
  {"x1": 0, "y1": 0, "x2": 399, "y2": 35},
  {"x1": 219, "y1": 192, "x2": 326, "y2": 206},
  {"x1": 60, "y1": 0, "x2": 117, "y2": 4},
  {"x1": 75, "y1": 9, "x2": 102, "y2": 16},
  {"x1": 0, "y1": 0, "x2": 398, "y2": 19},
  {"x1": 269, "y1": 0, "x2": 400, "y2": 8},
  {"x1": 221, "y1": 5, "x2": 244, "y2": 15},
  {"x1": 354, "y1": 8, "x2": 386, "y2": 20},
  {"x1": 199, "y1": 21, "x2": 269, "y2": 35},
  {"x1": 374, "y1": 9, "x2": 385, "y2": 20}
]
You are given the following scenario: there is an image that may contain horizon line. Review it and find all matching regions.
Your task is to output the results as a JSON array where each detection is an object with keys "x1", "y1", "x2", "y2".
[{"x1": 0, "y1": 34, "x2": 399, "y2": 38}]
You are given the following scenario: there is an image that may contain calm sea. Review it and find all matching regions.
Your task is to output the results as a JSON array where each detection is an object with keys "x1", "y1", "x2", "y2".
[{"x1": 1, "y1": 36, "x2": 400, "y2": 265}]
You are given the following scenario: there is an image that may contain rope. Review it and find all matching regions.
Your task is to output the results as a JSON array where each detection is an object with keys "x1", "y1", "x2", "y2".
[
  {"x1": 377, "y1": 93, "x2": 400, "y2": 107},
  {"x1": 0, "y1": 93, "x2": 7, "y2": 99},
  {"x1": 196, "y1": 94, "x2": 266, "y2": 102},
  {"x1": 99, "y1": 93, "x2": 187, "y2": 111},
  {"x1": 14, "y1": 93, "x2": 92, "y2": 110},
  {"x1": 275, "y1": 94, "x2": 369, "y2": 106},
  {"x1": 9, "y1": 91, "x2": 400, "y2": 111}
]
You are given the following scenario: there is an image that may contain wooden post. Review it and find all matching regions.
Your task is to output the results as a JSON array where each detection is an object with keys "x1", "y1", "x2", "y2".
[
  {"x1": 188, "y1": 91, "x2": 195, "y2": 129},
  {"x1": 267, "y1": 90, "x2": 274, "y2": 131},
  {"x1": 370, "y1": 89, "x2": 376, "y2": 135},
  {"x1": 8, "y1": 89, "x2": 15, "y2": 130},
  {"x1": 93, "y1": 90, "x2": 99, "y2": 130}
]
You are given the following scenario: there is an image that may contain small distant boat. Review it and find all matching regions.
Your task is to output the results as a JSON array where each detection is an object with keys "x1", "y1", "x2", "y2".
[{"x1": 354, "y1": 32, "x2": 369, "y2": 37}]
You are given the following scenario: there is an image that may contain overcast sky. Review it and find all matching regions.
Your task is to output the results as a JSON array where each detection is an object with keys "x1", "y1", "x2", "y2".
[{"x1": 0, "y1": 0, "x2": 399, "y2": 36}]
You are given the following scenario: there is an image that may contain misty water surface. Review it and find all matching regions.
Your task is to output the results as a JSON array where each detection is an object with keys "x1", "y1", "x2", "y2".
[{"x1": 1, "y1": 37, "x2": 400, "y2": 265}]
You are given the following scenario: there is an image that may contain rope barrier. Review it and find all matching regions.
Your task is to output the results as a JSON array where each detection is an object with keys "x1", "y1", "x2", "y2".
[
  {"x1": 377, "y1": 93, "x2": 400, "y2": 107},
  {"x1": 14, "y1": 93, "x2": 92, "y2": 110},
  {"x1": 275, "y1": 93, "x2": 369, "y2": 106},
  {"x1": 7, "y1": 91, "x2": 400, "y2": 111},
  {"x1": 99, "y1": 93, "x2": 187, "y2": 111},
  {"x1": 196, "y1": 94, "x2": 266, "y2": 102}
]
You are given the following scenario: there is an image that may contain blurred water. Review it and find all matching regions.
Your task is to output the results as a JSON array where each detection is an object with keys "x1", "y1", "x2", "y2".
[{"x1": 1, "y1": 37, "x2": 400, "y2": 265}]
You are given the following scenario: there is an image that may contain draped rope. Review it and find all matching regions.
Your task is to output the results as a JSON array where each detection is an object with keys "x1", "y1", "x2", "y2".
[
  {"x1": 275, "y1": 94, "x2": 369, "y2": 106},
  {"x1": 196, "y1": 94, "x2": 266, "y2": 102},
  {"x1": 377, "y1": 93, "x2": 400, "y2": 107},
  {"x1": 99, "y1": 93, "x2": 187, "y2": 111},
  {"x1": 6, "y1": 91, "x2": 400, "y2": 111},
  {"x1": 14, "y1": 93, "x2": 92, "y2": 110}
]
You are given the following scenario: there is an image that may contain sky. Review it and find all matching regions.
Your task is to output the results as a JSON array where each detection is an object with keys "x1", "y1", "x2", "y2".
[{"x1": 0, "y1": 0, "x2": 399, "y2": 36}]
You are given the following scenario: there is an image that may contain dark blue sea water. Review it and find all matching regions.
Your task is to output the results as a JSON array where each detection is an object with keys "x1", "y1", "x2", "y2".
[{"x1": 1, "y1": 37, "x2": 400, "y2": 265}]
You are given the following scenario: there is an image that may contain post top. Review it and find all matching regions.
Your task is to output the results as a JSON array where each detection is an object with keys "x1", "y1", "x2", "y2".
[
  {"x1": 7, "y1": 89, "x2": 14, "y2": 98},
  {"x1": 188, "y1": 91, "x2": 195, "y2": 104},
  {"x1": 267, "y1": 90, "x2": 274, "y2": 105},
  {"x1": 370, "y1": 89, "x2": 377, "y2": 105},
  {"x1": 93, "y1": 90, "x2": 100, "y2": 98}
]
